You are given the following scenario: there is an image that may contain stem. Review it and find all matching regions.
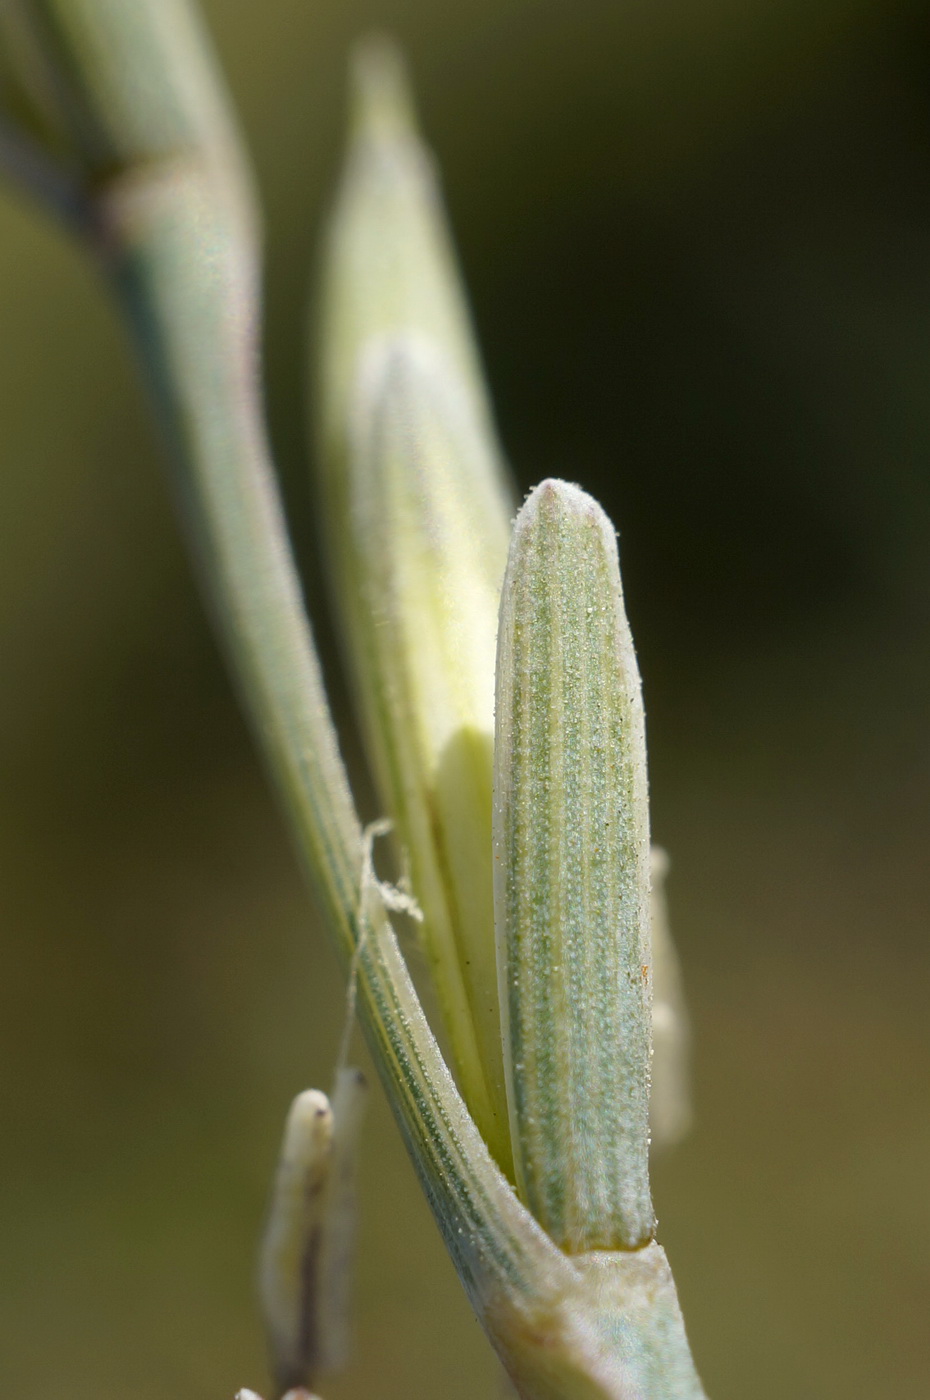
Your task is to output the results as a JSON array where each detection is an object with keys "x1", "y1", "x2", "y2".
[{"x1": 8, "y1": 0, "x2": 562, "y2": 1323}]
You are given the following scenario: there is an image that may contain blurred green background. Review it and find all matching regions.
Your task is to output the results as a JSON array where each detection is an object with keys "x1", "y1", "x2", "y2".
[{"x1": 2, "y1": 1, "x2": 929, "y2": 1396}]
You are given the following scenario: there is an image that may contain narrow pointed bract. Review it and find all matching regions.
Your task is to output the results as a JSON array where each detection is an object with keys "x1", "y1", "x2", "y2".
[
  {"x1": 316, "y1": 37, "x2": 513, "y2": 1169},
  {"x1": 494, "y1": 479, "x2": 654, "y2": 1253}
]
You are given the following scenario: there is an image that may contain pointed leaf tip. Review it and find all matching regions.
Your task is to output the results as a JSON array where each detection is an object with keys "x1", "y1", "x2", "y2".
[{"x1": 349, "y1": 33, "x2": 417, "y2": 141}]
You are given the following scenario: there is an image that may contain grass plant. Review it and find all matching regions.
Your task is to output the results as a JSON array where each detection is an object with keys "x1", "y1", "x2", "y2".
[{"x1": 0, "y1": 4, "x2": 705, "y2": 1396}]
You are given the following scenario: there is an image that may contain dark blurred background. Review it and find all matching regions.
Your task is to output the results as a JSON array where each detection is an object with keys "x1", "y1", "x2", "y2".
[{"x1": 2, "y1": 1, "x2": 929, "y2": 1396}]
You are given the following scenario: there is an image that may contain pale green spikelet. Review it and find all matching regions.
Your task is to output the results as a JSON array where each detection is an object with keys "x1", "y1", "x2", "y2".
[
  {"x1": 494, "y1": 479, "x2": 653, "y2": 1253},
  {"x1": 315, "y1": 36, "x2": 513, "y2": 1170}
]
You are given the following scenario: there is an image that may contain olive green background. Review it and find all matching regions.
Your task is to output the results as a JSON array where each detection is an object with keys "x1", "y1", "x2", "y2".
[{"x1": 2, "y1": 1, "x2": 929, "y2": 1397}]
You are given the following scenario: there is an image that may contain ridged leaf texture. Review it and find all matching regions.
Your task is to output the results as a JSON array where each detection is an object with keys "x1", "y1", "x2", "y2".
[{"x1": 494, "y1": 479, "x2": 654, "y2": 1252}]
